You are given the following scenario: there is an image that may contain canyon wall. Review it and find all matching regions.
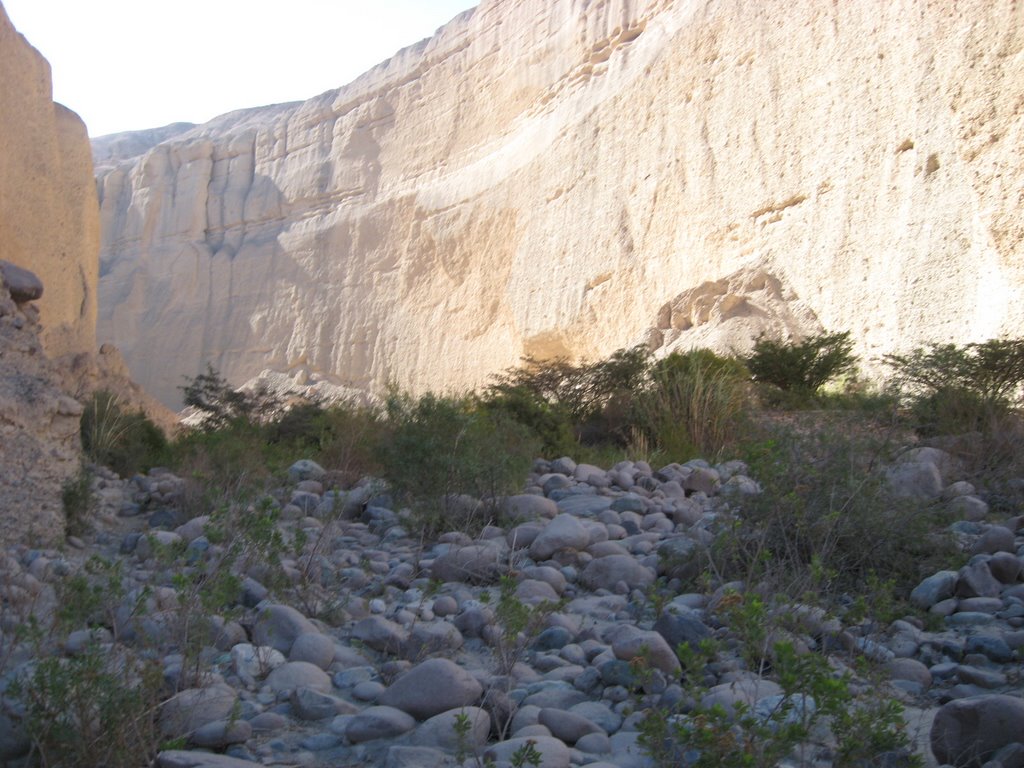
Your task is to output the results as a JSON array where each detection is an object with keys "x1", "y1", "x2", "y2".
[
  {"x1": 94, "y1": 0, "x2": 1024, "y2": 407},
  {"x1": 0, "y1": 2, "x2": 99, "y2": 359}
]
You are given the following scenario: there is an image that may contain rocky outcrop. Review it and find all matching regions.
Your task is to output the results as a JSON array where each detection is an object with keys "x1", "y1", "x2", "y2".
[
  {"x1": 0, "y1": 265, "x2": 82, "y2": 545},
  {"x1": 642, "y1": 267, "x2": 823, "y2": 359},
  {"x1": 95, "y1": 0, "x2": 1024, "y2": 406},
  {"x1": 0, "y1": 2, "x2": 99, "y2": 360}
]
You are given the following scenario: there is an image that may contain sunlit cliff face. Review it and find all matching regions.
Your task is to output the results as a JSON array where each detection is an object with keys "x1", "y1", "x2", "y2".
[{"x1": 94, "y1": 0, "x2": 1024, "y2": 407}]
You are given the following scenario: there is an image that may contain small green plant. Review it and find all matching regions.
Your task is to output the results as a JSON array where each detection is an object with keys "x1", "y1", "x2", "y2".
[
  {"x1": 486, "y1": 576, "x2": 565, "y2": 676},
  {"x1": 61, "y1": 465, "x2": 94, "y2": 538},
  {"x1": 510, "y1": 739, "x2": 543, "y2": 768},
  {"x1": 746, "y1": 331, "x2": 858, "y2": 400},
  {"x1": 638, "y1": 594, "x2": 918, "y2": 768}
]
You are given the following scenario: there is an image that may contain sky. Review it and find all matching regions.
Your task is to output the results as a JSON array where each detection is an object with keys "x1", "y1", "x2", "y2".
[{"x1": 4, "y1": 0, "x2": 477, "y2": 137}]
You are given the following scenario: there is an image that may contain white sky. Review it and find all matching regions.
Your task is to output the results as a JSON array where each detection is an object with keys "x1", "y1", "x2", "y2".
[{"x1": 4, "y1": 0, "x2": 476, "y2": 137}]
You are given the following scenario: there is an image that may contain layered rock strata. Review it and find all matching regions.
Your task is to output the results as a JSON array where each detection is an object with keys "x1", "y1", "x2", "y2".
[
  {"x1": 0, "y1": 2, "x2": 99, "y2": 359},
  {"x1": 95, "y1": 0, "x2": 1024, "y2": 406}
]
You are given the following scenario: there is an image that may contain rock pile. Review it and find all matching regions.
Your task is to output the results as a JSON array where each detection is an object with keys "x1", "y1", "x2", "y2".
[{"x1": 0, "y1": 446, "x2": 1021, "y2": 767}]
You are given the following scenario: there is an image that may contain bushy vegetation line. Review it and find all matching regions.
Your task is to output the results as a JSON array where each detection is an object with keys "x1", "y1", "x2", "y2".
[{"x1": 69, "y1": 332, "x2": 1024, "y2": 532}]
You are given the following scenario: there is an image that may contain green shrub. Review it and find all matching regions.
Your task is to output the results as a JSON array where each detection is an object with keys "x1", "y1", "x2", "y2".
[
  {"x1": 477, "y1": 384, "x2": 576, "y2": 457},
  {"x1": 631, "y1": 349, "x2": 751, "y2": 460},
  {"x1": 381, "y1": 393, "x2": 539, "y2": 536},
  {"x1": 487, "y1": 345, "x2": 652, "y2": 446},
  {"x1": 886, "y1": 339, "x2": 1024, "y2": 436},
  {"x1": 745, "y1": 331, "x2": 858, "y2": 399},
  {"x1": 716, "y1": 418, "x2": 958, "y2": 603},
  {"x1": 11, "y1": 644, "x2": 164, "y2": 768},
  {"x1": 80, "y1": 391, "x2": 168, "y2": 477},
  {"x1": 9, "y1": 557, "x2": 164, "y2": 768},
  {"x1": 61, "y1": 465, "x2": 94, "y2": 538},
  {"x1": 168, "y1": 421, "x2": 288, "y2": 516},
  {"x1": 265, "y1": 398, "x2": 386, "y2": 485}
]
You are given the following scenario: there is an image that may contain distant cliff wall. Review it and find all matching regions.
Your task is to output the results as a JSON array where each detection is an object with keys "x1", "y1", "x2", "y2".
[
  {"x1": 94, "y1": 0, "x2": 1024, "y2": 407},
  {"x1": 0, "y1": 2, "x2": 99, "y2": 359}
]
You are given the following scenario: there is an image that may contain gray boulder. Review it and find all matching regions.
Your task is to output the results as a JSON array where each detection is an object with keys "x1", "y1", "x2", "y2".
[
  {"x1": 252, "y1": 604, "x2": 319, "y2": 654},
  {"x1": 430, "y1": 542, "x2": 506, "y2": 584},
  {"x1": 159, "y1": 684, "x2": 238, "y2": 739},
  {"x1": 157, "y1": 751, "x2": 263, "y2": 768},
  {"x1": 264, "y1": 661, "x2": 332, "y2": 694},
  {"x1": 0, "y1": 261, "x2": 43, "y2": 302},
  {"x1": 379, "y1": 658, "x2": 483, "y2": 719},
  {"x1": 910, "y1": 570, "x2": 959, "y2": 609},
  {"x1": 931, "y1": 695, "x2": 1024, "y2": 767},
  {"x1": 345, "y1": 706, "x2": 417, "y2": 743},
  {"x1": 538, "y1": 708, "x2": 604, "y2": 744},
  {"x1": 485, "y1": 735, "x2": 572, "y2": 768},
  {"x1": 502, "y1": 494, "x2": 558, "y2": 522},
  {"x1": 531, "y1": 514, "x2": 591, "y2": 560},
  {"x1": 580, "y1": 555, "x2": 655, "y2": 591},
  {"x1": 412, "y1": 706, "x2": 490, "y2": 750}
]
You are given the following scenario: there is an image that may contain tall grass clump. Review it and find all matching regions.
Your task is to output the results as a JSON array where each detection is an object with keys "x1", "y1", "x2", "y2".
[
  {"x1": 80, "y1": 390, "x2": 168, "y2": 477},
  {"x1": 631, "y1": 349, "x2": 751, "y2": 460},
  {"x1": 381, "y1": 392, "x2": 539, "y2": 536}
]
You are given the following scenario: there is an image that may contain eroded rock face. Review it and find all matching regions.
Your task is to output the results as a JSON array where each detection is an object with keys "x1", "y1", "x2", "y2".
[
  {"x1": 0, "y1": 270, "x2": 82, "y2": 545},
  {"x1": 0, "y1": 3, "x2": 99, "y2": 359},
  {"x1": 94, "y1": 0, "x2": 1024, "y2": 406}
]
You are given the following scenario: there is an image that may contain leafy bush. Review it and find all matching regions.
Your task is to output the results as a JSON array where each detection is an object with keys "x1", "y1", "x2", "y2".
[
  {"x1": 381, "y1": 393, "x2": 539, "y2": 536},
  {"x1": 886, "y1": 339, "x2": 1024, "y2": 436},
  {"x1": 181, "y1": 364, "x2": 280, "y2": 430},
  {"x1": 714, "y1": 418, "x2": 958, "y2": 603},
  {"x1": 487, "y1": 345, "x2": 652, "y2": 445},
  {"x1": 631, "y1": 349, "x2": 751, "y2": 460},
  {"x1": 746, "y1": 331, "x2": 858, "y2": 399},
  {"x1": 477, "y1": 384, "x2": 576, "y2": 457},
  {"x1": 80, "y1": 390, "x2": 168, "y2": 477},
  {"x1": 8, "y1": 557, "x2": 164, "y2": 768},
  {"x1": 12, "y1": 644, "x2": 164, "y2": 768},
  {"x1": 266, "y1": 398, "x2": 386, "y2": 485}
]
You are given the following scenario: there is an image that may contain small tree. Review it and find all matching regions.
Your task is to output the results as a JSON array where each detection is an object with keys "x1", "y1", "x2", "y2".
[
  {"x1": 745, "y1": 331, "x2": 858, "y2": 396},
  {"x1": 181, "y1": 365, "x2": 279, "y2": 429},
  {"x1": 885, "y1": 339, "x2": 1024, "y2": 437}
]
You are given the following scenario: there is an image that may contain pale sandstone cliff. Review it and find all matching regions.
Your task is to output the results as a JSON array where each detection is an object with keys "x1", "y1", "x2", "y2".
[
  {"x1": 95, "y1": 0, "x2": 1024, "y2": 407},
  {"x1": 0, "y1": 3, "x2": 99, "y2": 360}
]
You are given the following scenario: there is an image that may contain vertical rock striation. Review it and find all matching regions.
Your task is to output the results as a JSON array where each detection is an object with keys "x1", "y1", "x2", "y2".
[
  {"x1": 0, "y1": 2, "x2": 99, "y2": 360},
  {"x1": 94, "y1": 0, "x2": 1024, "y2": 406}
]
